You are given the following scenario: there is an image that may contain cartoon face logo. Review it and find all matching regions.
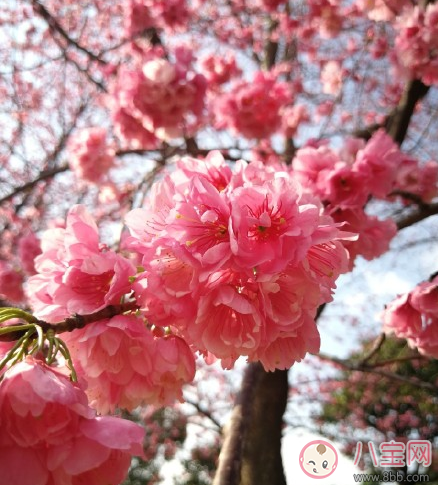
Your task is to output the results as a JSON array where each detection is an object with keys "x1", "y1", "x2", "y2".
[{"x1": 299, "y1": 440, "x2": 338, "y2": 479}]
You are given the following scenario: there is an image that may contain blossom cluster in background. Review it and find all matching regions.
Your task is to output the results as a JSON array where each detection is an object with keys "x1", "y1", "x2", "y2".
[{"x1": 382, "y1": 274, "x2": 438, "y2": 358}]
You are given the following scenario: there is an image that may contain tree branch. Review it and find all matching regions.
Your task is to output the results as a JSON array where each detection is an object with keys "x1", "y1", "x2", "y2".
[
  {"x1": 0, "y1": 164, "x2": 69, "y2": 206},
  {"x1": 385, "y1": 79, "x2": 430, "y2": 145},
  {"x1": 0, "y1": 302, "x2": 139, "y2": 342},
  {"x1": 396, "y1": 202, "x2": 438, "y2": 230},
  {"x1": 31, "y1": 0, "x2": 107, "y2": 65},
  {"x1": 184, "y1": 397, "x2": 223, "y2": 431},
  {"x1": 316, "y1": 352, "x2": 436, "y2": 392}
]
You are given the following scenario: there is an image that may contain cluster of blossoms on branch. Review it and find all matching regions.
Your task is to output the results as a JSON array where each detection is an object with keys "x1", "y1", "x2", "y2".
[
  {"x1": 110, "y1": 46, "x2": 207, "y2": 144},
  {"x1": 125, "y1": 152, "x2": 351, "y2": 371},
  {"x1": 382, "y1": 274, "x2": 438, "y2": 359},
  {"x1": 2, "y1": 1, "x2": 438, "y2": 485},
  {"x1": 68, "y1": 128, "x2": 115, "y2": 184},
  {"x1": 0, "y1": 355, "x2": 145, "y2": 485},
  {"x1": 293, "y1": 129, "x2": 437, "y2": 265},
  {"x1": 25, "y1": 205, "x2": 195, "y2": 413},
  {"x1": 394, "y1": 3, "x2": 438, "y2": 86},
  {"x1": 124, "y1": 0, "x2": 191, "y2": 35}
]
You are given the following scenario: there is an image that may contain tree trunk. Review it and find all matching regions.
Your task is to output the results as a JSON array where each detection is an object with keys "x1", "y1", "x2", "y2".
[{"x1": 213, "y1": 363, "x2": 289, "y2": 485}]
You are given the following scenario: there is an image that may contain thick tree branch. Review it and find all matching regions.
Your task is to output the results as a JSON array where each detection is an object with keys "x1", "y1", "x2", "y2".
[
  {"x1": 396, "y1": 202, "x2": 438, "y2": 230},
  {"x1": 385, "y1": 79, "x2": 430, "y2": 145},
  {"x1": 352, "y1": 79, "x2": 430, "y2": 145}
]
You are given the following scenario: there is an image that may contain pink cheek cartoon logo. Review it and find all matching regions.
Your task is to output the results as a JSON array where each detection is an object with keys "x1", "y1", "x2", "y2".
[{"x1": 299, "y1": 440, "x2": 338, "y2": 479}]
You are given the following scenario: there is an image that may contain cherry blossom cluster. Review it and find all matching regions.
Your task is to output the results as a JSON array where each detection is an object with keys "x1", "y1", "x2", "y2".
[
  {"x1": 292, "y1": 130, "x2": 438, "y2": 266},
  {"x1": 25, "y1": 205, "x2": 195, "y2": 413},
  {"x1": 355, "y1": 0, "x2": 407, "y2": 22},
  {"x1": 307, "y1": 0, "x2": 343, "y2": 39},
  {"x1": 200, "y1": 53, "x2": 241, "y2": 89},
  {"x1": 124, "y1": 0, "x2": 190, "y2": 36},
  {"x1": 0, "y1": 356, "x2": 145, "y2": 485},
  {"x1": 382, "y1": 275, "x2": 438, "y2": 359},
  {"x1": 68, "y1": 128, "x2": 115, "y2": 183},
  {"x1": 394, "y1": 3, "x2": 438, "y2": 86},
  {"x1": 214, "y1": 71, "x2": 292, "y2": 139},
  {"x1": 124, "y1": 151, "x2": 350, "y2": 370},
  {"x1": 0, "y1": 232, "x2": 41, "y2": 303},
  {"x1": 111, "y1": 47, "x2": 206, "y2": 144}
]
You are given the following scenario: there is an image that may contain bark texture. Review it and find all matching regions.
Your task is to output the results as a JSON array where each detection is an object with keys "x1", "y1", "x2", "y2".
[{"x1": 213, "y1": 363, "x2": 289, "y2": 485}]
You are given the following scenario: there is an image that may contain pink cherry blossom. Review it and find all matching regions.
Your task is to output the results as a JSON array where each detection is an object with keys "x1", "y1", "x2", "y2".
[
  {"x1": 27, "y1": 205, "x2": 135, "y2": 322},
  {"x1": 124, "y1": 0, "x2": 190, "y2": 36},
  {"x1": 381, "y1": 293, "x2": 423, "y2": 340},
  {"x1": 151, "y1": 335, "x2": 196, "y2": 405},
  {"x1": 0, "y1": 261, "x2": 24, "y2": 303},
  {"x1": 356, "y1": 0, "x2": 406, "y2": 22},
  {"x1": 214, "y1": 72, "x2": 292, "y2": 139},
  {"x1": 293, "y1": 144, "x2": 339, "y2": 191},
  {"x1": 68, "y1": 128, "x2": 115, "y2": 183},
  {"x1": 17, "y1": 232, "x2": 41, "y2": 275},
  {"x1": 132, "y1": 248, "x2": 198, "y2": 329},
  {"x1": 111, "y1": 50, "x2": 206, "y2": 141},
  {"x1": 175, "y1": 151, "x2": 232, "y2": 192},
  {"x1": 316, "y1": 162, "x2": 369, "y2": 209},
  {"x1": 321, "y1": 60, "x2": 343, "y2": 96},
  {"x1": 254, "y1": 315, "x2": 321, "y2": 371},
  {"x1": 393, "y1": 157, "x2": 438, "y2": 203},
  {"x1": 307, "y1": 0, "x2": 343, "y2": 39},
  {"x1": 412, "y1": 320, "x2": 438, "y2": 359},
  {"x1": 354, "y1": 129, "x2": 402, "y2": 198},
  {"x1": 394, "y1": 4, "x2": 438, "y2": 86},
  {"x1": 0, "y1": 356, "x2": 144, "y2": 485},
  {"x1": 188, "y1": 281, "x2": 264, "y2": 366},
  {"x1": 62, "y1": 313, "x2": 195, "y2": 411},
  {"x1": 229, "y1": 176, "x2": 320, "y2": 274},
  {"x1": 410, "y1": 280, "x2": 438, "y2": 317},
  {"x1": 382, "y1": 276, "x2": 438, "y2": 359},
  {"x1": 168, "y1": 176, "x2": 231, "y2": 271},
  {"x1": 281, "y1": 104, "x2": 310, "y2": 138},
  {"x1": 125, "y1": 155, "x2": 351, "y2": 369},
  {"x1": 332, "y1": 208, "x2": 397, "y2": 267},
  {"x1": 112, "y1": 107, "x2": 159, "y2": 150},
  {"x1": 62, "y1": 315, "x2": 157, "y2": 413},
  {"x1": 200, "y1": 53, "x2": 241, "y2": 88}
]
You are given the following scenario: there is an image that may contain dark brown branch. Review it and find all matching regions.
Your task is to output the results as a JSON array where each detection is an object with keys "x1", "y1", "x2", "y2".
[
  {"x1": 0, "y1": 164, "x2": 69, "y2": 206},
  {"x1": 0, "y1": 302, "x2": 139, "y2": 342},
  {"x1": 184, "y1": 397, "x2": 223, "y2": 431},
  {"x1": 359, "y1": 333, "x2": 386, "y2": 365},
  {"x1": 0, "y1": 101, "x2": 90, "y2": 206},
  {"x1": 32, "y1": 0, "x2": 107, "y2": 65},
  {"x1": 385, "y1": 79, "x2": 430, "y2": 145},
  {"x1": 352, "y1": 79, "x2": 430, "y2": 145},
  {"x1": 263, "y1": 18, "x2": 278, "y2": 70},
  {"x1": 396, "y1": 202, "x2": 438, "y2": 230}
]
